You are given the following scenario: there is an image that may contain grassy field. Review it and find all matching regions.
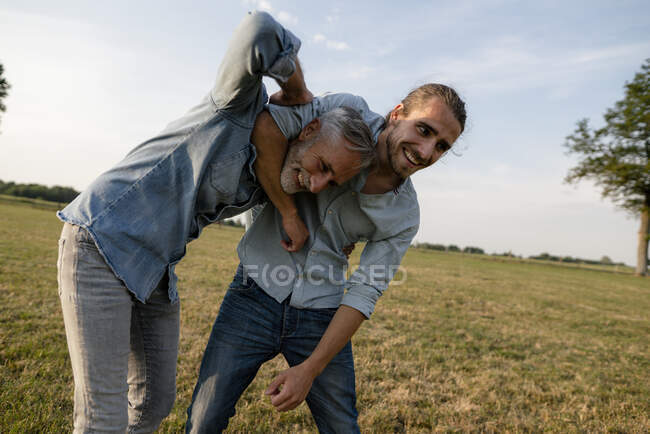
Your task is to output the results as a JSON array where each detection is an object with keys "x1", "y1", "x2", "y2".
[{"x1": 1, "y1": 197, "x2": 648, "y2": 433}]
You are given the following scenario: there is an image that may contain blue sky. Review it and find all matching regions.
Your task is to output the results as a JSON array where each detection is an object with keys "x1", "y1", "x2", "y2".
[{"x1": 1, "y1": 0, "x2": 649, "y2": 264}]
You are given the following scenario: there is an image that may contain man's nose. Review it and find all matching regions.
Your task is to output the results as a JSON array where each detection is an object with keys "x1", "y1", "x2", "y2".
[
  {"x1": 309, "y1": 173, "x2": 329, "y2": 193},
  {"x1": 418, "y1": 140, "x2": 441, "y2": 166}
]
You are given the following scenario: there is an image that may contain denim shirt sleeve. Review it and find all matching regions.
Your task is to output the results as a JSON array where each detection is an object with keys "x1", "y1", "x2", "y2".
[
  {"x1": 211, "y1": 11, "x2": 301, "y2": 115},
  {"x1": 267, "y1": 93, "x2": 385, "y2": 141}
]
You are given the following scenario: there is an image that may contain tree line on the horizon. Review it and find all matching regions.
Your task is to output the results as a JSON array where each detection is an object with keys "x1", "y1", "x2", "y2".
[
  {"x1": 413, "y1": 242, "x2": 625, "y2": 267},
  {"x1": 0, "y1": 177, "x2": 632, "y2": 267},
  {"x1": 0, "y1": 179, "x2": 80, "y2": 204},
  {"x1": 413, "y1": 242, "x2": 484, "y2": 254}
]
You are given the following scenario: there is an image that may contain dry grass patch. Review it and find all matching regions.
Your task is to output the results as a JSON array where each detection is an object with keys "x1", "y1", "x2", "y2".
[{"x1": 0, "y1": 199, "x2": 648, "y2": 432}]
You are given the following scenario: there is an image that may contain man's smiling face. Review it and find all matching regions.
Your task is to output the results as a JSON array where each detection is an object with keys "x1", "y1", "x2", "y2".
[
  {"x1": 384, "y1": 97, "x2": 462, "y2": 180},
  {"x1": 280, "y1": 119, "x2": 362, "y2": 194}
]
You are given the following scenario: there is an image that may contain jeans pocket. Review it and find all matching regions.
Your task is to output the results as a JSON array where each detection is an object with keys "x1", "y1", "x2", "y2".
[
  {"x1": 57, "y1": 238, "x2": 66, "y2": 296},
  {"x1": 229, "y1": 276, "x2": 254, "y2": 293},
  {"x1": 228, "y1": 264, "x2": 255, "y2": 292},
  {"x1": 146, "y1": 273, "x2": 172, "y2": 304},
  {"x1": 74, "y1": 226, "x2": 98, "y2": 250}
]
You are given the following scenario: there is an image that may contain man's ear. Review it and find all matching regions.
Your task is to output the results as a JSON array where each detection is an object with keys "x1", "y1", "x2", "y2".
[
  {"x1": 298, "y1": 117, "x2": 321, "y2": 141},
  {"x1": 389, "y1": 104, "x2": 404, "y2": 123}
]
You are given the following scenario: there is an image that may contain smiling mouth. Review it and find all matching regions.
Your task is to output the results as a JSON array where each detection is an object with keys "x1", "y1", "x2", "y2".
[
  {"x1": 403, "y1": 147, "x2": 421, "y2": 167},
  {"x1": 294, "y1": 170, "x2": 308, "y2": 190}
]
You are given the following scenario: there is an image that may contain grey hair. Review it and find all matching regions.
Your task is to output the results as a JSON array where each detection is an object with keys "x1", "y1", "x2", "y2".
[{"x1": 318, "y1": 106, "x2": 376, "y2": 170}]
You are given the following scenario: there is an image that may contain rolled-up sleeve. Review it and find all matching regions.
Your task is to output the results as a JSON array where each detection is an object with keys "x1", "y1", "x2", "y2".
[
  {"x1": 267, "y1": 93, "x2": 385, "y2": 141},
  {"x1": 341, "y1": 223, "x2": 418, "y2": 318},
  {"x1": 211, "y1": 11, "x2": 301, "y2": 112}
]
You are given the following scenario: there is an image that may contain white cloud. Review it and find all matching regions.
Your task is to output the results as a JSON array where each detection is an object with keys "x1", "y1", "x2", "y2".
[
  {"x1": 241, "y1": 0, "x2": 273, "y2": 12},
  {"x1": 240, "y1": 2, "x2": 297, "y2": 26},
  {"x1": 326, "y1": 40, "x2": 350, "y2": 51},
  {"x1": 421, "y1": 37, "x2": 650, "y2": 96},
  {"x1": 326, "y1": 7, "x2": 340, "y2": 23},
  {"x1": 258, "y1": 0, "x2": 273, "y2": 11},
  {"x1": 277, "y1": 11, "x2": 298, "y2": 25},
  {"x1": 346, "y1": 65, "x2": 375, "y2": 80},
  {"x1": 571, "y1": 44, "x2": 646, "y2": 64},
  {"x1": 312, "y1": 33, "x2": 350, "y2": 51}
]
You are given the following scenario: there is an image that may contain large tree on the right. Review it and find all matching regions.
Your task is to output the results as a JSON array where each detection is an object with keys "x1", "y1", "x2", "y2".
[{"x1": 565, "y1": 59, "x2": 650, "y2": 276}]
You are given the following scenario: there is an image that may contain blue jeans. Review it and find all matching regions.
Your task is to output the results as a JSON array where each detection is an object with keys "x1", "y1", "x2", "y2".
[
  {"x1": 58, "y1": 223, "x2": 179, "y2": 433},
  {"x1": 186, "y1": 266, "x2": 360, "y2": 433}
]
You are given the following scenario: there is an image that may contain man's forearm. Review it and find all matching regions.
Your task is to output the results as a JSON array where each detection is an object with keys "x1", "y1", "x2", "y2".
[
  {"x1": 265, "y1": 304, "x2": 366, "y2": 411},
  {"x1": 251, "y1": 56, "x2": 313, "y2": 251},
  {"x1": 251, "y1": 110, "x2": 309, "y2": 251},
  {"x1": 302, "y1": 305, "x2": 366, "y2": 377},
  {"x1": 252, "y1": 55, "x2": 312, "y2": 218},
  {"x1": 251, "y1": 110, "x2": 296, "y2": 217},
  {"x1": 271, "y1": 59, "x2": 313, "y2": 106}
]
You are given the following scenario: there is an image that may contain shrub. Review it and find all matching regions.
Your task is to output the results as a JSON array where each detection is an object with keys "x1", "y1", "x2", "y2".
[{"x1": 0, "y1": 179, "x2": 79, "y2": 203}]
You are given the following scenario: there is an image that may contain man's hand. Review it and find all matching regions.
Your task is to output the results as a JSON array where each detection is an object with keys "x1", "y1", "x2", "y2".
[
  {"x1": 281, "y1": 211, "x2": 309, "y2": 252},
  {"x1": 269, "y1": 89, "x2": 313, "y2": 106},
  {"x1": 265, "y1": 363, "x2": 317, "y2": 411}
]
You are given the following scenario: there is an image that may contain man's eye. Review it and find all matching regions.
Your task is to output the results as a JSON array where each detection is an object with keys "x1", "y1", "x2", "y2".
[
  {"x1": 437, "y1": 143, "x2": 450, "y2": 152},
  {"x1": 418, "y1": 126, "x2": 429, "y2": 136}
]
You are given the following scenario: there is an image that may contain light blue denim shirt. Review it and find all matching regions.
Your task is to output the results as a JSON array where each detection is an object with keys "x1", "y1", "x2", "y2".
[
  {"x1": 57, "y1": 11, "x2": 300, "y2": 303},
  {"x1": 237, "y1": 93, "x2": 420, "y2": 318}
]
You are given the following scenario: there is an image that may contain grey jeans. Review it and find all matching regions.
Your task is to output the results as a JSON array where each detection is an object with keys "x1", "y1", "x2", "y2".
[{"x1": 58, "y1": 223, "x2": 180, "y2": 433}]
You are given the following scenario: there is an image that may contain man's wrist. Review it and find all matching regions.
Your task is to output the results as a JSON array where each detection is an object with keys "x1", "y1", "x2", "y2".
[
  {"x1": 300, "y1": 357, "x2": 325, "y2": 378},
  {"x1": 281, "y1": 86, "x2": 307, "y2": 99},
  {"x1": 274, "y1": 88, "x2": 312, "y2": 106},
  {"x1": 279, "y1": 203, "x2": 299, "y2": 219}
]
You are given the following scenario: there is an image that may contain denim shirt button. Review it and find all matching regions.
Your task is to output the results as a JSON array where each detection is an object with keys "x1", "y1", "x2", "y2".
[{"x1": 327, "y1": 210, "x2": 333, "y2": 215}]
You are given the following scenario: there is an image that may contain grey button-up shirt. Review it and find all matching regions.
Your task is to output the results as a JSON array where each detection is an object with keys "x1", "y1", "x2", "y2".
[
  {"x1": 237, "y1": 93, "x2": 420, "y2": 318},
  {"x1": 57, "y1": 11, "x2": 300, "y2": 303}
]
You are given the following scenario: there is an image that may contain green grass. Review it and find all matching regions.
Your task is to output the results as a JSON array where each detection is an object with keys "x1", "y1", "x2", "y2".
[
  {"x1": 0, "y1": 193, "x2": 66, "y2": 211},
  {"x1": 0, "y1": 198, "x2": 648, "y2": 432}
]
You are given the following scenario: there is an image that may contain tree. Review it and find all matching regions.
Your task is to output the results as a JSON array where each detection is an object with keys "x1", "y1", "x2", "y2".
[
  {"x1": 600, "y1": 255, "x2": 613, "y2": 265},
  {"x1": 564, "y1": 59, "x2": 650, "y2": 276},
  {"x1": 0, "y1": 179, "x2": 79, "y2": 203},
  {"x1": 0, "y1": 62, "x2": 9, "y2": 129}
]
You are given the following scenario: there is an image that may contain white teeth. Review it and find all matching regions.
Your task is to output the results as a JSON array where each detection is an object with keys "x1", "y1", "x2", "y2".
[
  {"x1": 404, "y1": 149, "x2": 419, "y2": 165},
  {"x1": 298, "y1": 172, "x2": 305, "y2": 188}
]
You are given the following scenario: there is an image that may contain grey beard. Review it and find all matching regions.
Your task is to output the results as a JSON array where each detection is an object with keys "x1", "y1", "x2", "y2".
[{"x1": 279, "y1": 137, "x2": 314, "y2": 193}]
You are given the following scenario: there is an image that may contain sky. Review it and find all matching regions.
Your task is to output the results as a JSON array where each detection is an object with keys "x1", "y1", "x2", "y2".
[{"x1": 1, "y1": 0, "x2": 649, "y2": 265}]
